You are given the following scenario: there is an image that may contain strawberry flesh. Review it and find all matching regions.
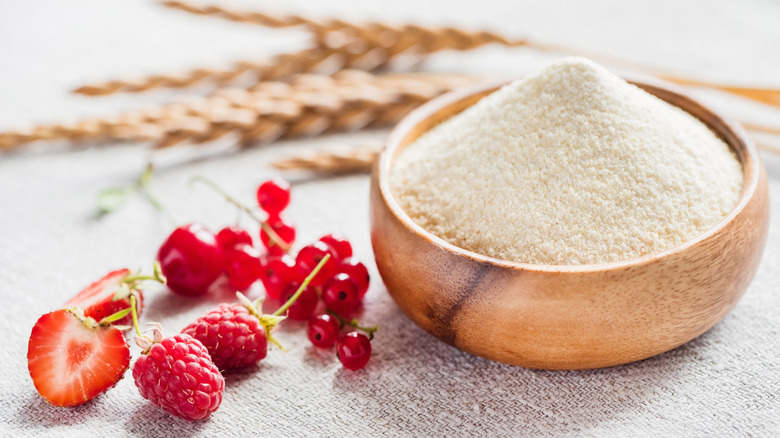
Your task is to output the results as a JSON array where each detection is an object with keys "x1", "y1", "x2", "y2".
[
  {"x1": 64, "y1": 269, "x2": 142, "y2": 327},
  {"x1": 27, "y1": 309, "x2": 130, "y2": 407}
]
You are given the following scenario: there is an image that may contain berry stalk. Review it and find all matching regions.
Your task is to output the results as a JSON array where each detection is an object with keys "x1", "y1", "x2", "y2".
[
  {"x1": 138, "y1": 163, "x2": 179, "y2": 226},
  {"x1": 97, "y1": 163, "x2": 179, "y2": 226},
  {"x1": 130, "y1": 295, "x2": 144, "y2": 340},
  {"x1": 274, "y1": 254, "x2": 331, "y2": 317},
  {"x1": 326, "y1": 310, "x2": 378, "y2": 340},
  {"x1": 121, "y1": 261, "x2": 166, "y2": 288},
  {"x1": 190, "y1": 175, "x2": 291, "y2": 252}
]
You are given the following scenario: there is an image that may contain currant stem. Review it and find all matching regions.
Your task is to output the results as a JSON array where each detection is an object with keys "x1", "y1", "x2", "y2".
[
  {"x1": 326, "y1": 310, "x2": 379, "y2": 340},
  {"x1": 273, "y1": 254, "x2": 331, "y2": 317},
  {"x1": 138, "y1": 163, "x2": 179, "y2": 227},
  {"x1": 190, "y1": 175, "x2": 291, "y2": 253}
]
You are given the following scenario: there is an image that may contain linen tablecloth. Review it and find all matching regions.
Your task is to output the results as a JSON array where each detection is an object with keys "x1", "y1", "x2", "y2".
[{"x1": 2, "y1": 0, "x2": 779, "y2": 436}]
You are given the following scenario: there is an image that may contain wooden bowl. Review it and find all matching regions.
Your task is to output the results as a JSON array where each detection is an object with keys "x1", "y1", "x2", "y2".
[{"x1": 370, "y1": 79, "x2": 769, "y2": 370}]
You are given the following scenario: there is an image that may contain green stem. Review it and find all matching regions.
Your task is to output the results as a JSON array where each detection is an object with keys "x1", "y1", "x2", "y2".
[
  {"x1": 139, "y1": 163, "x2": 178, "y2": 227},
  {"x1": 190, "y1": 176, "x2": 291, "y2": 252},
  {"x1": 273, "y1": 254, "x2": 331, "y2": 317},
  {"x1": 123, "y1": 274, "x2": 159, "y2": 284},
  {"x1": 130, "y1": 295, "x2": 143, "y2": 339},
  {"x1": 327, "y1": 310, "x2": 379, "y2": 340},
  {"x1": 123, "y1": 262, "x2": 166, "y2": 287}
]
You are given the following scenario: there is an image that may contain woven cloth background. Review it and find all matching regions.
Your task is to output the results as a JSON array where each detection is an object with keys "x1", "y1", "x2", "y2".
[{"x1": 1, "y1": 0, "x2": 779, "y2": 436}]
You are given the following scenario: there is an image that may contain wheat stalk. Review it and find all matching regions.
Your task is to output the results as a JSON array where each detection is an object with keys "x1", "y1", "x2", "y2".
[
  {"x1": 739, "y1": 122, "x2": 780, "y2": 136},
  {"x1": 73, "y1": 46, "x2": 349, "y2": 96},
  {"x1": 272, "y1": 143, "x2": 382, "y2": 173},
  {"x1": 77, "y1": 0, "x2": 780, "y2": 108},
  {"x1": 161, "y1": 0, "x2": 527, "y2": 54},
  {"x1": 72, "y1": 2, "x2": 526, "y2": 97},
  {"x1": 157, "y1": 71, "x2": 475, "y2": 147},
  {"x1": 271, "y1": 132, "x2": 780, "y2": 174},
  {"x1": 71, "y1": 39, "x2": 405, "y2": 97},
  {"x1": 163, "y1": 0, "x2": 780, "y2": 109},
  {"x1": 658, "y1": 76, "x2": 780, "y2": 108},
  {"x1": 1, "y1": 71, "x2": 475, "y2": 150}
]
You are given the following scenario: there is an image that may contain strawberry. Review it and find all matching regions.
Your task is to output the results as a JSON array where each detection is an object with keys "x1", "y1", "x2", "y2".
[
  {"x1": 63, "y1": 268, "x2": 144, "y2": 328},
  {"x1": 27, "y1": 309, "x2": 131, "y2": 407}
]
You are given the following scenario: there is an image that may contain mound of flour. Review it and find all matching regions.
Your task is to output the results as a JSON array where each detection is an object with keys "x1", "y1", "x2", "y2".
[{"x1": 390, "y1": 57, "x2": 743, "y2": 265}]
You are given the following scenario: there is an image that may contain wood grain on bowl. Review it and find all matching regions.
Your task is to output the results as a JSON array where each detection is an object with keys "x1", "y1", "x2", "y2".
[{"x1": 370, "y1": 80, "x2": 769, "y2": 370}]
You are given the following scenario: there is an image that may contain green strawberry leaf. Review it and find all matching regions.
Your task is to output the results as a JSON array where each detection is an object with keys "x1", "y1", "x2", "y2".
[{"x1": 103, "y1": 307, "x2": 132, "y2": 324}]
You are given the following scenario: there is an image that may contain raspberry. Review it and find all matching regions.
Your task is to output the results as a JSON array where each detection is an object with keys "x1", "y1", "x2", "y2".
[
  {"x1": 132, "y1": 333, "x2": 224, "y2": 421},
  {"x1": 182, "y1": 303, "x2": 268, "y2": 371}
]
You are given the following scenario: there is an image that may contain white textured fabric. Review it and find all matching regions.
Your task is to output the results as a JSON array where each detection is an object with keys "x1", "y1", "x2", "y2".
[{"x1": 1, "y1": 0, "x2": 779, "y2": 437}]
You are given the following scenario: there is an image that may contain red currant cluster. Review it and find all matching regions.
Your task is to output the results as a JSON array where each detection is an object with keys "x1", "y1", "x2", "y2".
[{"x1": 155, "y1": 177, "x2": 375, "y2": 369}]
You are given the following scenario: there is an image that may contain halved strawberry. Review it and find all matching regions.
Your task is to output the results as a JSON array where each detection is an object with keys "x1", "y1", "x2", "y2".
[
  {"x1": 27, "y1": 309, "x2": 131, "y2": 407},
  {"x1": 64, "y1": 269, "x2": 143, "y2": 327}
]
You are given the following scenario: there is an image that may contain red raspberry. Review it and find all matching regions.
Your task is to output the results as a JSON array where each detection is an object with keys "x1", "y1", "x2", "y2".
[
  {"x1": 181, "y1": 303, "x2": 267, "y2": 371},
  {"x1": 132, "y1": 333, "x2": 224, "y2": 421}
]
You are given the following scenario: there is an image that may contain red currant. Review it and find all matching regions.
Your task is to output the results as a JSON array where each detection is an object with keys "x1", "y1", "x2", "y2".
[
  {"x1": 157, "y1": 223, "x2": 224, "y2": 296},
  {"x1": 224, "y1": 244, "x2": 262, "y2": 291},
  {"x1": 322, "y1": 273, "x2": 361, "y2": 315},
  {"x1": 261, "y1": 255, "x2": 296, "y2": 300},
  {"x1": 256, "y1": 178, "x2": 291, "y2": 216},
  {"x1": 216, "y1": 226, "x2": 253, "y2": 250},
  {"x1": 307, "y1": 314, "x2": 340, "y2": 348},
  {"x1": 336, "y1": 332, "x2": 372, "y2": 370},
  {"x1": 295, "y1": 241, "x2": 338, "y2": 287},
  {"x1": 260, "y1": 217, "x2": 296, "y2": 256},
  {"x1": 279, "y1": 282, "x2": 318, "y2": 321},
  {"x1": 318, "y1": 234, "x2": 353, "y2": 261},
  {"x1": 337, "y1": 258, "x2": 370, "y2": 298}
]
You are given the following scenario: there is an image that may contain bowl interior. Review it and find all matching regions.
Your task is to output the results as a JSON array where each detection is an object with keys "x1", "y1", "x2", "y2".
[{"x1": 378, "y1": 78, "x2": 760, "y2": 272}]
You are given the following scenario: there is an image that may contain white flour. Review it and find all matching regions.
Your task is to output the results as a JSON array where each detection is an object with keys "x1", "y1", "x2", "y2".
[{"x1": 390, "y1": 57, "x2": 743, "y2": 265}]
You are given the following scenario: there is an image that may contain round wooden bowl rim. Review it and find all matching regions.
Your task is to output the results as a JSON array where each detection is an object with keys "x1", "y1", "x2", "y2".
[{"x1": 378, "y1": 77, "x2": 760, "y2": 273}]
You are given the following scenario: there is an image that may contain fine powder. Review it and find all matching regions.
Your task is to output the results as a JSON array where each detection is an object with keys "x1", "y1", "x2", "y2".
[{"x1": 390, "y1": 57, "x2": 743, "y2": 265}]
